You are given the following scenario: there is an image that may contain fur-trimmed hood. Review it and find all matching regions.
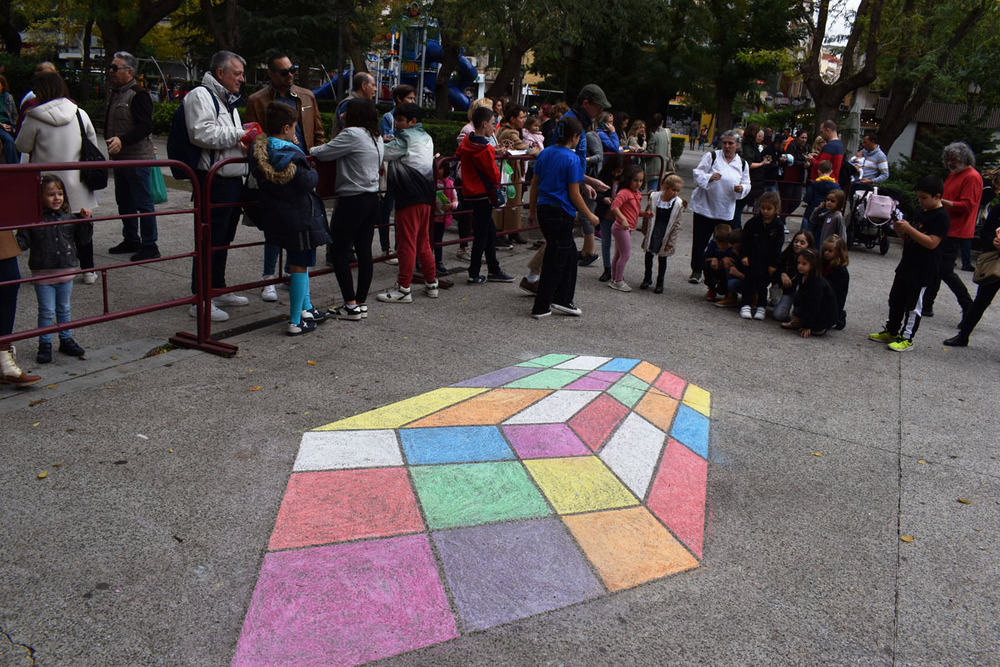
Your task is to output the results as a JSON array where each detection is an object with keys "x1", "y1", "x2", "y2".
[{"x1": 251, "y1": 134, "x2": 302, "y2": 185}]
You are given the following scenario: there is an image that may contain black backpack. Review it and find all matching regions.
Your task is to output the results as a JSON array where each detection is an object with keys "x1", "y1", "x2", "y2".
[{"x1": 166, "y1": 86, "x2": 220, "y2": 180}]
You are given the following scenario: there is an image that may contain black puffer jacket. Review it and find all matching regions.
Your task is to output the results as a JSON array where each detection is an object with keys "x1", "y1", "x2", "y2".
[
  {"x1": 16, "y1": 209, "x2": 91, "y2": 271},
  {"x1": 249, "y1": 135, "x2": 331, "y2": 252}
]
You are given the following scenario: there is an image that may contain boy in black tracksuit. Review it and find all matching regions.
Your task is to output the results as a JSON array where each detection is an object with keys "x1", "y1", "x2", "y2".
[
  {"x1": 739, "y1": 191, "x2": 784, "y2": 319},
  {"x1": 869, "y1": 176, "x2": 949, "y2": 352}
]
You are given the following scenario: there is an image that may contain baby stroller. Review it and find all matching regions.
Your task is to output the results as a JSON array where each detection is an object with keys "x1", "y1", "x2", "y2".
[{"x1": 848, "y1": 186, "x2": 902, "y2": 255}]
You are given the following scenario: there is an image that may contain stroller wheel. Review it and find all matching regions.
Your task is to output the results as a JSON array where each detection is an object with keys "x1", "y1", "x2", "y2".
[{"x1": 879, "y1": 233, "x2": 890, "y2": 255}]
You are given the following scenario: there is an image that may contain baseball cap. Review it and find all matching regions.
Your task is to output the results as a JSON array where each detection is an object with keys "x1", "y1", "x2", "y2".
[{"x1": 578, "y1": 84, "x2": 611, "y2": 109}]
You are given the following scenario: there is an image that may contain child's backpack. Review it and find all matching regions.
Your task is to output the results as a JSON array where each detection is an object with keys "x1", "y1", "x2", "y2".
[{"x1": 166, "y1": 86, "x2": 219, "y2": 180}]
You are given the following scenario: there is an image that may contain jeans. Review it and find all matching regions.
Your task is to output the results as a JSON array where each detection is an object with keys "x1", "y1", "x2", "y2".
[
  {"x1": 191, "y1": 175, "x2": 243, "y2": 294},
  {"x1": 34, "y1": 280, "x2": 73, "y2": 344},
  {"x1": 533, "y1": 206, "x2": 578, "y2": 313},
  {"x1": 922, "y1": 236, "x2": 973, "y2": 313},
  {"x1": 330, "y1": 192, "x2": 378, "y2": 303},
  {"x1": 468, "y1": 197, "x2": 500, "y2": 278},
  {"x1": 1, "y1": 256, "x2": 20, "y2": 337},
  {"x1": 774, "y1": 293, "x2": 794, "y2": 322},
  {"x1": 0, "y1": 128, "x2": 18, "y2": 165},
  {"x1": 114, "y1": 166, "x2": 158, "y2": 247},
  {"x1": 960, "y1": 238, "x2": 973, "y2": 269}
]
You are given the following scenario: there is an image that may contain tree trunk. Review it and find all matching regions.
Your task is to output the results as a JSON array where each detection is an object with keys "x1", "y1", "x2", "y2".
[
  {"x1": 79, "y1": 18, "x2": 95, "y2": 102},
  {"x1": 98, "y1": 0, "x2": 185, "y2": 56},
  {"x1": 485, "y1": 46, "x2": 526, "y2": 101},
  {"x1": 714, "y1": 84, "x2": 737, "y2": 138},
  {"x1": 435, "y1": 45, "x2": 460, "y2": 118}
]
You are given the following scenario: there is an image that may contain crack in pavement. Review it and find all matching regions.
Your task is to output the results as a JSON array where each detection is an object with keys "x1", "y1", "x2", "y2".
[{"x1": 1, "y1": 620, "x2": 36, "y2": 666}]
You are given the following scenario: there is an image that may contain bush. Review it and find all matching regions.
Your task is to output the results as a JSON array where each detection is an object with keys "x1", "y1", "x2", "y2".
[
  {"x1": 153, "y1": 102, "x2": 179, "y2": 135},
  {"x1": 421, "y1": 118, "x2": 466, "y2": 156},
  {"x1": 671, "y1": 136, "x2": 685, "y2": 163}
]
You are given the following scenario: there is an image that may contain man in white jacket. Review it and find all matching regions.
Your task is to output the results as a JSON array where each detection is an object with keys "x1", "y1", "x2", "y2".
[{"x1": 184, "y1": 50, "x2": 250, "y2": 321}]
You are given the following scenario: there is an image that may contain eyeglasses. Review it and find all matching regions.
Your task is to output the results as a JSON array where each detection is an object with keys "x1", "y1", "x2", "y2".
[
  {"x1": 273, "y1": 66, "x2": 298, "y2": 76},
  {"x1": 107, "y1": 64, "x2": 130, "y2": 72}
]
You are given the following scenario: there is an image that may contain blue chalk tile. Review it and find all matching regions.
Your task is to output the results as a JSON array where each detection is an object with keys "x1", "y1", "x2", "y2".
[{"x1": 400, "y1": 426, "x2": 516, "y2": 465}]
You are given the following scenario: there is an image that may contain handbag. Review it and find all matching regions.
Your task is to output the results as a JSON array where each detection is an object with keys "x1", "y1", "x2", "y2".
[
  {"x1": 864, "y1": 186, "x2": 893, "y2": 222},
  {"x1": 150, "y1": 156, "x2": 168, "y2": 204},
  {"x1": 240, "y1": 172, "x2": 263, "y2": 229},
  {"x1": 973, "y1": 250, "x2": 1000, "y2": 285},
  {"x1": 75, "y1": 111, "x2": 108, "y2": 191},
  {"x1": 472, "y1": 161, "x2": 505, "y2": 208}
]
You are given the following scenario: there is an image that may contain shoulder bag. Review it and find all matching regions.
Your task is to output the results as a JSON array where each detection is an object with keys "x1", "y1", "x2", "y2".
[{"x1": 76, "y1": 111, "x2": 109, "y2": 191}]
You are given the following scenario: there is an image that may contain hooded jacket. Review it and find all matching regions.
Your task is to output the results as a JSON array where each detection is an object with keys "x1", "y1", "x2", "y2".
[
  {"x1": 183, "y1": 72, "x2": 248, "y2": 178},
  {"x1": 15, "y1": 98, "x2": 100, "y2": 211},
  {"x1": 456, "y1": 133, "x2": 499, "y2": 198},
  {"x1": 383, "y1": 123, "x2": 435, "y2": 210},
  {"x1": 309, "y1": 126, "x2": 384, "y2": 196},
  {"x1": 249, "y1": 135, "x2": 330, "y2": 252}
]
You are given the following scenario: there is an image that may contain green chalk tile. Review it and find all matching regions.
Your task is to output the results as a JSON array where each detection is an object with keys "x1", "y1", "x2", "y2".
[
  {"x1": 516, "y1": 354, "x2": 577, "y2": 368},
  {"x1": 410, "y1": 461, "x2": 552, "y2": 529},
  {"x1": 505, "y1": 368, "x2": 586, "y2": 390},
  {"x1": 608, "y1": 383, "x2": 645, "y2": 409}
]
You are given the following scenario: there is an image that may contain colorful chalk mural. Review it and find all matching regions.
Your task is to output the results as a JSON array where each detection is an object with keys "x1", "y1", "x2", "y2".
[{"x1": 232, "y1": 355, "x2": 711, "y2": 666}]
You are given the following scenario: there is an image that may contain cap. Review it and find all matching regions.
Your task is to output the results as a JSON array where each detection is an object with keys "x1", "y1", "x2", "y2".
[{"x1": 578, "y1": 84, "x2": 611, "y2": 110}]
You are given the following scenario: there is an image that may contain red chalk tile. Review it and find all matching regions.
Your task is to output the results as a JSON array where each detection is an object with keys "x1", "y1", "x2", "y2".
[
  {"x1": 646, "y1": 439, "x2": 708, "y2": 558},
  {"x1": 268, "y1": 468, "x2": 424, "y2": 551},
  {"x1": 568, "y1": 393, "x2": 630, "y2": 452},
  {"x1": 653, "y1": 371, "x2": 687, "y2": 399}
]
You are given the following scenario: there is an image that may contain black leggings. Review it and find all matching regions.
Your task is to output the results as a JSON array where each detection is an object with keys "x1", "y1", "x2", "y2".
[
  {"x1": 960, "y1": 280, "x2": 1000, "y2": 339},
  {"x1": 330, "y1": 192, "x2": 379, "y2": 304}
]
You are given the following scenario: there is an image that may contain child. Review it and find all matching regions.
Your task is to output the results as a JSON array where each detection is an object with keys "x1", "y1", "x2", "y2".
[
  {"x1": 801, "y1": 160, "x2": 839, "y2": 231},
  {"x1": 16, "y1": 174, "x2": 90, "y2": 362},
  {"x1": 703, "y1": 223, "x2": 735, "y2": 303},
  {"x1": 773, "y1": 230, "x2": 814, "y2": 322},
  {"x1": 595, "y1": 154, "x2": 626, "y2": 282},
  {"x1": 809, "y1": 188, "x2": 847, "y2": 247},
  {"x1": 522, "y1": 115, "x2": 545, "y2": 151},
  {"x1": 640, "y1": 173, "x2": 685, "y2": 293},
  {"x1": 782, "y1": 248, "x2": 837, "y2": 337},
  {"x1": 456, "y1": 105, "x2": 514, "y2": 284},
  {"x1": 722, "y1": 229, "x2": 746, "y2": 306},
  {"x1": 821, "y1": 235, "x2": 850, "y2": 330},
  {"x1": 868, "y1": 175, "x2": 949, "y2": 351},
  {"x1": 526, "y1": 115, "x2": 600, "y2": 319},
  {"x1": 377, "y1": 103, "x2": 439, "y2": 304},
  {"x1": 608, "y1": 166, "x2": 653, "y2": 291},
  {"x1": 249, "y1": 102, "x2": 331, "y2": 335},
  {"x1": 739, "y1": 190, "x2": 784, "y2": 319},
  {"x1": 434, "y1": 161, "x2": 458, "y2": 277}
]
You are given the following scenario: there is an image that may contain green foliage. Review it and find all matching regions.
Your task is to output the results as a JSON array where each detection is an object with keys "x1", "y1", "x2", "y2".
[
  {"x1": 745, "y1": 109, "x2": 798, "y2": 131},
  {"x1": 0, "y1": 53, "x2": 37, "y2": 100},
  {"x1": 153, "y1": 101, "x2": 179, "y2": 135},
  {"x1": 671, "y1": 136, "x2": 685, "y2": 163},
  {"x1": 421, "y1": 118, "x2": 465, "y2": 156}
]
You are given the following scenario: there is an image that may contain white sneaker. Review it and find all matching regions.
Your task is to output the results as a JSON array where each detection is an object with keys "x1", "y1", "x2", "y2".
[
  {"x1": 385, "y1": 256, "x2": 399, "y2": 266},
  {"x1": 610, "y1": 280, "x2": 632, "y2": 292},
  {"x1": 213, "y1": 293, "x2": 250, "y2": 307},
  {"x1": 261, "y1": 276, "x2": 278, "y2": 302},
  {"x1": 754, "y1": 307, "x2": 766, "y2": 320},
  {"x1": 740, "y1": 305, "x2": 752, "y2": 319},
  {"x1": 189, "y1": 303, "x2": 230, "y2": 321},
  {"x1": 455, "y1": 248, "x2": 470, "y2": 262},
  {"x1": 377, "y1": 283, "x2": 412, "y2": 303},
  {"x1": 82, "y1": 271, "x2": 98, "y2": 285},
  {"x1": 424, "y1": 281, "x2": 439, "y2": 298}
]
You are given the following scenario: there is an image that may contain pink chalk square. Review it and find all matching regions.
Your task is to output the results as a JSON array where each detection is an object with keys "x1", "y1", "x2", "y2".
[
  {"x1": 653, "y1": 371, "x2": 687, "y2": 399},
  {"x1": 268, "y1": 469, "x2": 424, "y2": 551},
  {"x1": 568, "y1": 392, "x2": 630, "y2": 452},
  {"x1": 502, "y1": 424, "x2": 591, "y2": 458},
  {"x1": 646, "y1": 438, "x2": 708, "y2": 558},
  {"x1": 232, "y1": 534, "x2": 458, "y2": 667},
  {"x1": 564, "y1": 371, "x2": 623, "y2": 391}
]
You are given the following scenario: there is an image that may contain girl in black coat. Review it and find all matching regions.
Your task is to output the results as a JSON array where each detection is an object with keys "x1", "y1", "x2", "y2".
[
  {"x1": 782, "y1": 248, "x2": 838, "y2": 338},
  {"x1": 821, "y1": 235, "x2": 851, "y2": 330}
]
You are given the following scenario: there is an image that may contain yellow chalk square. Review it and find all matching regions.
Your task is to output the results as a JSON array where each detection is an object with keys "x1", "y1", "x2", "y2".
[
  {"x1": 524, "y1": 456, "x2": 638, "y2": 514},
  {"x1": 316, "y1": 387, "x2": 488, "y2": 430},
  {"x1": 682, "y1": 383, "x2": 711, "y2": 417}
]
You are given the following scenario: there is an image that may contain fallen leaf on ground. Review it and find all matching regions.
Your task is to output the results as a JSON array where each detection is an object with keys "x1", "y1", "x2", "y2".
[
  {"x1": 29, "y1": 399, "x2": 46, "y2": 407},
  {"x1": 32, "y1": 422, "x2": 40, "y2": 427},
  {"x1": 918, "y1": 460, "x2": 927, "y2": 464},
  {"x1": 249, "y1": 386, "x2": 261, "y2": 391},
  {"x1": 45, "y1": 384, "x2": 58, "y2": 389},
  {"x1": 307, "y1": 360, "x2": 316, "y2": 366},
  {"x1": 37, "y1": 471, "x2": 48, "y2": 479},
  {"x1": 812, "y1": 452, "x2": 823, "y2": 457},
  {"x1": 168, "y1": 449, "x2": 174, "y2": 453},
  {"x1": 958, "y1": 498, "x2": 973, "y2": 504},
  {"x1": 900, "y1": 535, "x2": 914, "y2": 543}
]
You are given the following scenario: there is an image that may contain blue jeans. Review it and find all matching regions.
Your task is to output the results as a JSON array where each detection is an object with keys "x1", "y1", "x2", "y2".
[
  {"x1": 114, "y1": 166, "x2": 158, "y2": 246},
  {"x1": 263, "y1": 243, "x2": 290, "y2": 276},
  {"x1": 35, "y1": 281, "x2": 73, "y2": 344},
  {"x1": 0, "y1": 128, "x2": 18, "y2": 165}
]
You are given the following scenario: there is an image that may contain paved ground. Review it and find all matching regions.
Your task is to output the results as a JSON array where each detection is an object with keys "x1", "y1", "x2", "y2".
[{"x1": 2, "y1": 143, "x2": 998, "y2": 666}]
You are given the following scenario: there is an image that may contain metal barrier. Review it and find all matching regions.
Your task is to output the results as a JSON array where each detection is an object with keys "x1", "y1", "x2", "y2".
[{"x1": 0, "y1": 158, "x2": 202, "y2": 350}]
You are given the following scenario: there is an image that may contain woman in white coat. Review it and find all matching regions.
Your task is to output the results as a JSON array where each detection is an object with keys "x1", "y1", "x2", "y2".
[{"x1": 16, "y1": 71, "x2": 100, "y2": 283}]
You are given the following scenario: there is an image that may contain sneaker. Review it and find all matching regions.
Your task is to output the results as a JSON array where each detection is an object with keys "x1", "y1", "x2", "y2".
[
  {"x1": 377, "y1": 283, "x2": 413, "y2": 303},
  {"x1": 358, "y1": 304, "x2": 369, "y2": 319},
  {"x1": 108, "y1": 240, "x2": 141, "y2": 254},
  {"x1": 286, "y1": 319, "x2": 317, "y2": 336},
  {"x1": 610, "y1": 280, "x2": 632, "y2": 292},
  {"x1": 519, "y1": 277, "x2": 538, "y2": 295},
  {"x1": 301, "y1": 308, "x2": 328, "y2": 324},
  {"x1": 715, "y1": 294, "x2": 739, "y2": 308},
  {"x1": 261, "y1": 275, "x2": 278, "y2": 302},
  {"x1": 385, "y1": 256, "x2": 399, "y2": 266},
  {"x1": 213, "y1": 293, "x2": 250, "y2": 307},
  {"x1": 436, "y1": 264, "x2": 451, "y2": 277},
  {"x1": 424, "y1": 281, "x2": 439, "y2": 298},
  {"x1": 552, "y1": 302, "x2": 582, "y2": 316},
  {"x1": 578, "y1": 253, "x2": 599, "y2": 267},
  {"x1": 740, "y1": 305, "x2": 752, "y2": 319},
  {"x1": 531, "y1": 309, "x2": 551, "y2": 319},
  {"x1": 868, "y1": 330, "x2": 900, "y2": 343},
  {"x1": 58, "y1": 337, "x2": 85, "y2": 358},
  {"x1": 754, "y1": 307, "x2": 766, "y2": 320},
  {"x1": 639, "y1": 279, "x2": 652, "y2": 290},
  {"x1": 467, "y1": 275, "x2": 486, "y2": 285},
  {"x1": 36, "y1": 342, "x2": 52, "y2": 364},
  {"x1": 888, "y1": 338, "x2": 914, "y2": 352},
  {"x1": 598, "y1": 268, "x2": 612, "y2": 282},
  {"x1": 654, "y1": 283, "x2": 664, "y2": 294},
  {"x1": 455, "y1": 248, "x2": 471, "y2": 262},
  {"x1": 687, "y1": 271, "x2": 701, "y2": 284},
  {"x1": 330, "y1": 304, "x2": 363, "y2": 321},
  {"x1": 189, "y1": 303, "x2": 230, "y2": 321},
  {"x1": 487, "y1": 271, "x2": 515, "y2": 283},
  {"x1": 130, "y1": 246, "x2": 161, "y2": 262},
  {"x1": 943, "y1": 334, "x2": 969, "y2": 347},
  {"x1": 705, "y1": 289, "x2": 717, "y2": 302},
  {"x1": 82, "y1": 271, "x2": 98, "y2": 285},
  {"x1": 496, "y1": 240, "x2": 514, "y2": 250},
  {"x1": 511, "y1": 233, "x2": 528, "y2": 244}
]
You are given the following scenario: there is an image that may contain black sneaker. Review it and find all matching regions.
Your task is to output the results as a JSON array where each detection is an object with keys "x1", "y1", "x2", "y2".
[
  {"x1": 599, "y1": 268, "x2": 612, "y2": 282},
  {"x1": 639, "y1": 279, "x2": 652, "y2": 290},
  {"x1": 467, "y1": 275, "x2": 487, "y2": 285},
  {"x1": 329, "y1": 304, "x2": 363, "y2": 321},
  {"x1": 130, "y1": 245, "x2": 161, "y2": 262},
  {"x1": 286, "y1": 319, "x2": 317, "y2": 336},
  {"x1": 578, "y1": 253, "x2": 599, "y2": 267},
  {"x1": 58, "y1": 337, "x2": 85, "y2": 358},
  {"x1": 108, "y1": 241, "x2": 141, "y2": 254},
  {"x1": 531, "y1": 309, "x2": 551, "y2": 319},
  {"x1": 301, "y1": 308, "x2": 329, "y2": 324},
  {"x1": 487, "y1": 271, "x2": 515, "y2": 283},
  {"x1": 36, "y1": 341, "x2": 52, "y2": 364},
  {"x1": 552, "y1": 302, "x2": 582, "y2": 316}
]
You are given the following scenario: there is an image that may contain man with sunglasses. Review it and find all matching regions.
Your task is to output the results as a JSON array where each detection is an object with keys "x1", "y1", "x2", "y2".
[
  {"x1": 246, "y1": 52, "x2": 326, "y2": 300},
  {"x1": 104, "y1": 51, "x2": 160, "y2": 261}
]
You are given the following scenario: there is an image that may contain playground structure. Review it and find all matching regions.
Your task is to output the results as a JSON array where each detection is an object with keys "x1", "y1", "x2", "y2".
[{"x1": 313, "y1": 11, "x2": 480, "y2": 111}]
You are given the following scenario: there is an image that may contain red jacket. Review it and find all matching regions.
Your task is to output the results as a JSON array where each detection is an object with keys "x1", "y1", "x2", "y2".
[
  {"x1": 943, "y1": 167, "x2": 983, "y2": 238},
  {"x1": 457, "y1": 133, "x2": 500, "y2": 197}
]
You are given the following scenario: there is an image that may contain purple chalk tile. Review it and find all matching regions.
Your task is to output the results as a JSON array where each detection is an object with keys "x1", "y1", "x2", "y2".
[
  {"x1": 232, "y1": 534, "x2": 457, "y2": 667},
  {"x1": 452, "y1": 366, "x2": 540, "y2": 388},
  {"x1": 502, "y1": 424, "x2": 591, "y2": 458},
  {"x1": 564, "y1": 376, "x2": 614, "y2": 391},
  {"x1": 589, "y1": 371, "x2": 624, "y2": 383},
  {"x1": 431, "y1": 518, "x2": 605, "y2": 632}
]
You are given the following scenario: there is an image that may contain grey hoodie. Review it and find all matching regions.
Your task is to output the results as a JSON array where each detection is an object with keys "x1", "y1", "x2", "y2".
[{"x1": 310, "y1": 126, "x2": 384, "y2": 196}]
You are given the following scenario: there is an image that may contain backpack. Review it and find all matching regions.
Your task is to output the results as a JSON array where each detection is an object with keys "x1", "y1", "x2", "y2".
[
  {"x1": 709, "y1": 149, "x2": 749, "y2": 175},
  {"x1": 166, "y1": 86, "x2": 220, "y2": 180}
]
